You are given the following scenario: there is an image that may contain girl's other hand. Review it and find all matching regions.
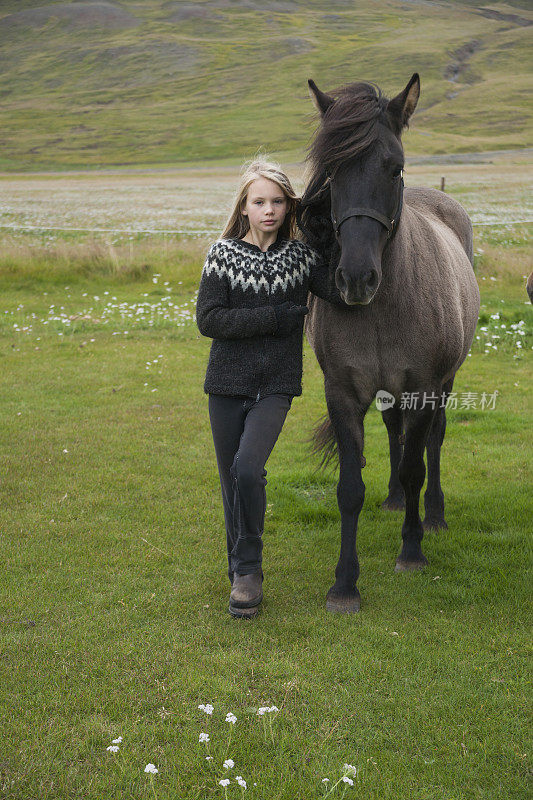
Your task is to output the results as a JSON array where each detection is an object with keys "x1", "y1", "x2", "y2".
[{"x1": 274, "y1": 302, "x2": 309, "y2": 335}]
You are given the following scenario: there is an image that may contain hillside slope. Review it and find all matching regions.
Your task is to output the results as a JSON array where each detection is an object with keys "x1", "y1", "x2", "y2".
[{"x1": 0, "y1": 0, "x2": 531, "y2": 170}]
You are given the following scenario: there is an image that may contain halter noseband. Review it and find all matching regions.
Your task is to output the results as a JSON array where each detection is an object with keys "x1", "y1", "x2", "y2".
[{"x1": 331, "y1": 172, "x2": 404, "y2": 240}]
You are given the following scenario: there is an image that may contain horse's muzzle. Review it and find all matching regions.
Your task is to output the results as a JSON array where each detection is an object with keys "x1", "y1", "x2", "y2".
[{"x1": 336, "y1": 265, "x2": 379, "y2": 305}]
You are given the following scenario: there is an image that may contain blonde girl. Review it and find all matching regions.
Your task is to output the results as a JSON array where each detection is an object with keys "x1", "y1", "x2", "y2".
[{"x1": 196, "y1": 158, "x2": 344, "y2": 617}]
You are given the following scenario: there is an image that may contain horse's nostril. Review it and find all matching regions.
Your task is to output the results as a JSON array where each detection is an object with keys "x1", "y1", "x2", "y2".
[
  {"x1": 336, "y1": 268, "x2": 347, "y2": 294},
  {"x1": 361, "y1": 270, "x2": 377, "y2": 290}
]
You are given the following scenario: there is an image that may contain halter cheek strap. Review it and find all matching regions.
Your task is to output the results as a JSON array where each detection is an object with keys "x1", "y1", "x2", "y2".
[{"x1": 331, "y1": 176, "x2": 404, "y2": 240}]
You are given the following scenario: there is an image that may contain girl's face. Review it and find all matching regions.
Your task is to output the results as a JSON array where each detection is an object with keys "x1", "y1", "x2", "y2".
[{"x1": 241, "y1": 177, "x2": 288, "y2": 238}]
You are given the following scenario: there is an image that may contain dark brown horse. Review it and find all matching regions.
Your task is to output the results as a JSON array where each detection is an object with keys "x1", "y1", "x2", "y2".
[{"x1": 299, "y1": 74, "x2": 480, "y2": 612}]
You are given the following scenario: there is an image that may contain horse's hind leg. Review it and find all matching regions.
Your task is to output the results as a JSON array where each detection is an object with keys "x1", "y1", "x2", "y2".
[
  {"x1": 381, "y1": 405, "x2": 405, "y2": 511},
  {"x1": 324, "y1": 385, "x2": 367, "y2": 613},
  {"x1": 396, "y1": 404, "x2": 438, "y2": 571},
  {"x1": 423, "y1": 377, "x2": 454, "y2": 530}
]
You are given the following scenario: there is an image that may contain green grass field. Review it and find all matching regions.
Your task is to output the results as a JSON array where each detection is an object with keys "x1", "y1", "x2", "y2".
[
  {"x1": 0, "y1": 163, "x2": 531, "y2": 798},
  {"x1": 0, "y1": 0, "x2": 532, "y2": 170}
]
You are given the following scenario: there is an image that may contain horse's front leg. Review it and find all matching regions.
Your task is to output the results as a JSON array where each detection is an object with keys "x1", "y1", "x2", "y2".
[
  {"x1": 423, "y1": 377, "x2": 453, "y2": 530},
  {"x1": 396, "y1": 404, "x2": 438, "y2": 571},
  {"x1": 325, "y1": 385, "x2": 367, "y2": 613}
]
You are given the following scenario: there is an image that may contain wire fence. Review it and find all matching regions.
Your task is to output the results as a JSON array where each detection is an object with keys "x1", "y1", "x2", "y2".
[
  {"x1": 0, "y1": 224, "x2": 215, "y2": 235},
  {"x1": 0, "y1": 219, "x2": 531, "y2": 235}
]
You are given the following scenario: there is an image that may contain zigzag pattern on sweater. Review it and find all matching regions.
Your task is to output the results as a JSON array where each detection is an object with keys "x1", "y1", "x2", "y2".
[{"x1": 203, "y1": 239, "x2": 318, "y2": 294}]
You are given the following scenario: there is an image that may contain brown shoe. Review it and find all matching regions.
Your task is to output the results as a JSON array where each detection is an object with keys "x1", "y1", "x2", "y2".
[
  {"x1": 229, "y1": 572, "x2": 263, "y2": 610},
  {"x1": 228, "y1": 603, "x2": 260, "y2": 619}
]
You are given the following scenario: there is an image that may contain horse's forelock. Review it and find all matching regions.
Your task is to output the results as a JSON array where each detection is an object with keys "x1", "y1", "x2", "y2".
[{"x1": 308, "y1": 81, "x2": 391, "y2": 174}]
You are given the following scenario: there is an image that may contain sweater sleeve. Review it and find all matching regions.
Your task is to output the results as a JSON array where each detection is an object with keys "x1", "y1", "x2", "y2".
[
  {"x1": 307, "y1": 246, "x2": 347, "y2": 307},
  {"x1": 196, "y1": 242, "x2": 278, "y2": 339}
]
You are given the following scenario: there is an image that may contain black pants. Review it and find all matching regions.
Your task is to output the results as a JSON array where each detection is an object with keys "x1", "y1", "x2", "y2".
[{"x1": 208, "y1": 393, "x2": 293, "y2": 581}]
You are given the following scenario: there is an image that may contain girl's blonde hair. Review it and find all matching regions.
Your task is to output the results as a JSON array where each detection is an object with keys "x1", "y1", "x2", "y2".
[{"x1": 221, "y1": 158, "x2": 299, "y2": 240}]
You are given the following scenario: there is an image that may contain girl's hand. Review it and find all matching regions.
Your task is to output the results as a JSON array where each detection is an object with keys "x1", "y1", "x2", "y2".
[{"x1": 274, "y1": 302, "x2": 309, "y2": 335}]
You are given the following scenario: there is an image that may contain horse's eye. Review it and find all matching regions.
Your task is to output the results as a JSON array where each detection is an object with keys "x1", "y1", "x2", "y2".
[{"x1": 393, "y1": 166, "x2": 404, "y2": 179}]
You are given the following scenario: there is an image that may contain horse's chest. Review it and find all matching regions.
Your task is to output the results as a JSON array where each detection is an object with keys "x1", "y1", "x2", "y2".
[
  {"x1": 312, "y1": 306, "x2": 405, "y2": 361},
  {"x1": 309, "y1": 304, "x2": 433, "y2": 399}
]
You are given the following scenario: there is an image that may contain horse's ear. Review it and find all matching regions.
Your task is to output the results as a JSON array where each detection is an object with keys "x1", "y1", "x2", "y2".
[
  {"x1": 308, "y1": 79, "x2": 334, "y2": 116},
  {"x1": 387, "y1": 73, "x2": 420, "y2": 133}
]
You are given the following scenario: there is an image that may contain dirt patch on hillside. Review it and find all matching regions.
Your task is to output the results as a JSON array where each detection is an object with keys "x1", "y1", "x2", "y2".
[
  {"x1": 277, "y1": 36, "x2": 313, "y2": 56},
  {"x1": 165, "y1": 4, "x2": 223, "y2": 22},
  {"x1": 444, "y1": 40, "x2": 481, "y2": 83},
  {"x1": 0, "y1": 2, "x2": 140, "y2": 32},
  {"x1": 476, "y1": 7, "x2": 532, "y2": 27},
  {"x1": 165, "y1": 0, "x2": 299, "y2": 12},
  {"x1": 96, "y1": 41, "x2": 200, "y2": 76}
]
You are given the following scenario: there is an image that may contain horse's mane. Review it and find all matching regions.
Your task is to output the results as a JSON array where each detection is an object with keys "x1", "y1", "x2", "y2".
[{"x1": 298, "y1": 82, "x2": 390, "y2": 258}]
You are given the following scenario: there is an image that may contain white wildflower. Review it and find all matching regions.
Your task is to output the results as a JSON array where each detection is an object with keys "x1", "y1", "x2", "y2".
[
  {"x1": 225, "y1": 712, "x2": 237, "y2": 724},
  {"x1": 343, "y1": 764, "x2": 357, "y2": 775},
  {"x1": 342, "y1": 776, "x2": 354, "y2": 786},
  {"x1": 322, "y1": 777, "x2": 330, "y2": 783},
  {"x1": 219, "y1": 778, "x2": 230, "y2": 787},
  {"x1": 106, "y1": 745, "x2": 119, "y2": 753},
  {"x1": 206, "y1": 756, "x2": 213, "y2": 761},
  {"x1": 223, "y1": 759, "x2": 234, "y2": 770},
  {"x1": 199, "y1": 732, "x2": 210, "y2": 743},
  {"x1": 236, "y1": 775, "x2": 247, "y2": 788},
  {"x1": 257, "y1": 705, "x2": 277, "y2": 715},
  {"x1": 111, "y1": 737, "x2": 123, "y2": 744},
  {"x1": 144, "y1": 764, "x2": 158, "y2": 774},
  {"x1": 198, "y1": 703, "x2": 214, "y2": 715}
]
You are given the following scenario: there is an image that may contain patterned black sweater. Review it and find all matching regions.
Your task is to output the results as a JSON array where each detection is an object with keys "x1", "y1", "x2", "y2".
[{"x1": 196, "y1": 237, "x2": 344, "y2": 398}]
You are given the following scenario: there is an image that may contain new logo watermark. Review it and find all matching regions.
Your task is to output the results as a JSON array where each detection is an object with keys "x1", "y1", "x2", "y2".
[
  {"x1": 375, "y1": 390, "x2": 396, "y2": 411},
  {"x1": 374, "y1": 390, "x2": 499, "y2": 411}
]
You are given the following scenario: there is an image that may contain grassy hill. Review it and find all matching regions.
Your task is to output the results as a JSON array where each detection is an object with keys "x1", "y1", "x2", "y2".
[{"x1": 0, "y1": 0, "x2": 532, "y2": 171}]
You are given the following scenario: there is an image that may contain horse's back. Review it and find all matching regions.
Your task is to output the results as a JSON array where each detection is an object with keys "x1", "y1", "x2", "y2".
[{"x1": 404, "y1": 187, "x2": 473, "y2": 265}]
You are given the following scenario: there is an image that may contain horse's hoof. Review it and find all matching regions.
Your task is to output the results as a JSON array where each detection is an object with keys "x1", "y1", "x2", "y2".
[
  {"x1": 325, "y1": 589, "x2": 361, "y2": 614},
  {"x1": 423, "y1": 517, "x2": 448, "y2": 531},
  {"x1": 382, "y1": 497, "x2": 405, "y2": 511},
  {"x1": 395, "y1": 556, "x2": 428, "y2": 572}
]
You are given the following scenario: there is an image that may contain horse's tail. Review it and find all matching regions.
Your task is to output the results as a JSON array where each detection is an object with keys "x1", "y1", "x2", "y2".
[{"x1": 310, "y1": 413, "x2": 338, "y2": 470}]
